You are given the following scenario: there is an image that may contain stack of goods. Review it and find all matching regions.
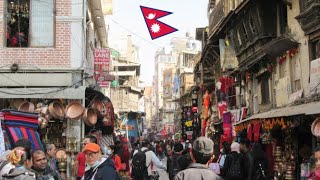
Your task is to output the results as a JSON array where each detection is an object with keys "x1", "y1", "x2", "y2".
[
  {"x1": 285, "y1": 164, "x2": 296, "y2": 180},
  {"x1": 274, "y1": 146, "x2": 282, "y2": 175},
  {"x1": 1, "y1": 109, "x2": 43, "y2": 150}
]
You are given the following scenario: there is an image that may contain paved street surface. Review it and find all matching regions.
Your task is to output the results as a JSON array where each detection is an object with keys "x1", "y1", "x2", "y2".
[{"x1": 153, "y1": 156, "x2": 169, "y2": 180}]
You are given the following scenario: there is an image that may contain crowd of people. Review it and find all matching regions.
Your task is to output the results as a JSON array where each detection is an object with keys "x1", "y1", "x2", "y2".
[{"x1": 0, "y1": 136, "x2": 320, "y2": 180}]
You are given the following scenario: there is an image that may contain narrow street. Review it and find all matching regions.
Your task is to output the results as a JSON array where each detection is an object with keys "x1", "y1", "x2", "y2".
[{"x1": 153, "y1": 156, "x2": 169, "y2": 180}]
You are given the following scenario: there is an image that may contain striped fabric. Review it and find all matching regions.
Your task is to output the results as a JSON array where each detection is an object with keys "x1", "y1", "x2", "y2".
[{"x1": 1, "y1": 110, "x2": 42, "y2": 151}]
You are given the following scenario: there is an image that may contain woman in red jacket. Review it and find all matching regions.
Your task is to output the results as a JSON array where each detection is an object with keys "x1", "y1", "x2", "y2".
[{"x1": 109, "y1": 145, "x2": 122, "y2": 172}]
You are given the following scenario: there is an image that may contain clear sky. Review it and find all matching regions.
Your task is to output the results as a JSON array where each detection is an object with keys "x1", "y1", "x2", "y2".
[{"x1": 105, "y1": 0, "x2": 209, "y2": 85}]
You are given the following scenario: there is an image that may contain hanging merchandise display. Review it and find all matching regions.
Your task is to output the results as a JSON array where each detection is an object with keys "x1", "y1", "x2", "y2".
[
  {"x1": 181, "y1": 106, "x2": 194, "y2": 140},
  {"x1": 0, "y1": 109, "x2": 43, "y2": 151},
  {"x1": 217, "y1": 101, "x2": 227, "y2": 119},
  {"x1": 202, "y1": 90, "x2": 211, "y2": 120}
]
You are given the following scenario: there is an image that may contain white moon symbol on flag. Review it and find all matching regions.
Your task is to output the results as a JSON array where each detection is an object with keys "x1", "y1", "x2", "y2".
[{"x1": 146, "y1": 13, "x2": 156, "y2": 20}]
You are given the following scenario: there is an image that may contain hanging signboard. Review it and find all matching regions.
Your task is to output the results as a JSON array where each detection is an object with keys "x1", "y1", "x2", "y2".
[
  {"x1": 310, "y1": 58, "x2": 320, "y2": 95},
  {"x1": 219, "y1": 39, "x2": 238, "y2": 69},
  {"x1": 94, "y1": 48, "x2": 111, "y2": 87},
  {"x1": 102, "y1": 0, "x2": 113, "y2": 15}
]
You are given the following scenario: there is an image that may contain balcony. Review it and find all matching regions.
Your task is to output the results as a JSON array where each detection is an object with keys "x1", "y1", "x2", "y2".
[
  {"x1": 296, "y1": 0, "x2": 320, "y2": 35},
  {"x1": 208, "y1": 0, "x2": 225, "y2": 37},
  {"x1": 208, "y1": 0, "x2": 245, "y2": 38}
]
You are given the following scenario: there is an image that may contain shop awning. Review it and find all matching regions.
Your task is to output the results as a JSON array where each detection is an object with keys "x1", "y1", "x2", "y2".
[
  {"x1": 235, "y1": 101, "x2": 320, "y2": 125},
  {"x1": 0, "y1": 86, "x2": 86, "y2": 99}
]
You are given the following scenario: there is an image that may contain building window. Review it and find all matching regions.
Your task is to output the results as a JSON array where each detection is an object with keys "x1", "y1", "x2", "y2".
[
  {"x1": 259, "y1": 74, "x2": 270, "y2": 104},
  {"x1": 249, "y1": 15, "x2": 256, "y2": 34},
  {"x1": 6, "y1": 0, "x2": 54, "y2": 47},
  {"x1": 237, "y1": 30, "x2": 242, "y2": 45},
  {"x1": 242, "y1": 22, "x2": 248, "y2": 39},
  {"x1": 311, "y1": 39, "x2": 320, "y2": 60},
  {"x1": 278, "y1": 2, "x2": 288, "y2": 34}
]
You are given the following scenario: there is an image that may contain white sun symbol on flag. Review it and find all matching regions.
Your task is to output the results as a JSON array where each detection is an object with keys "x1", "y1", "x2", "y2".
[{"x1": 151, "y1": 23, "x2": 160, "y2": 33}]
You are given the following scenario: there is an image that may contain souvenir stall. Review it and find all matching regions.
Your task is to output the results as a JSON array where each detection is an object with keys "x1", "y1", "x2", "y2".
[
  {"x1": 234, "y1": 115, "x2": 317, "y2": 180},
  {"x1": 0, "y1": 98, "x2": 86, "y2": 179},
  {"x1": 84, "y1": 88, "x2": 116, "y2": 149},
  {"x1": 181, "y1": 106, "x2": 194, "y2": 140}
]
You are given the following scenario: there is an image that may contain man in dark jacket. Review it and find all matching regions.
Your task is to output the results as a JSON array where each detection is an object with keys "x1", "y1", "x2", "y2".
[
  {"x1": 83, "y1": 143, "x2": 119, "y2": 180},
  {"x1": 168, "y1": 143, "x2": 191, "y2": 180},
  {"x1": 31, "y1": 150, "x2": 61, "y2": 180},
  {"x1": 240, "y1": 139, "x2": 254, "y2": 180},
  {"x1": 174, "y1": 137, "x2": 223, "y2": 180}
]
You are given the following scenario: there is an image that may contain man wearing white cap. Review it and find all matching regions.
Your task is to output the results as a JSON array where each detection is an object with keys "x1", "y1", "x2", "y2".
[{"x1": 174, "y1": 137, "x2": 222, "y2": 180}]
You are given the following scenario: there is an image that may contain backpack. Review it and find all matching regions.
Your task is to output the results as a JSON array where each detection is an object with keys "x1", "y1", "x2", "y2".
[
  {"x1": 226, "y1": 154, "x2": 244, "y2": 179},
  {"x1": 131, "y1": 149, "x2": 149, "y2": 179}
]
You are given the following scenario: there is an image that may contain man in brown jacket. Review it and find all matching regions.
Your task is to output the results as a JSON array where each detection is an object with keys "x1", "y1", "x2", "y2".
[{"x1": 174, "y1": 137, "x2": 223, "y2": 180}]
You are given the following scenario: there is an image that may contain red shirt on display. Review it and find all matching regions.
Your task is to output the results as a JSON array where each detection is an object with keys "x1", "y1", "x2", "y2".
[{"x1": 76, "y1": 152, "x2": 86, "y2": 177}]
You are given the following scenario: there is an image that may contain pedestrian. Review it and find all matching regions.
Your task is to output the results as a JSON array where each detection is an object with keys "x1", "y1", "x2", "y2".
[
  {"x1": 240, "y1": 139, "x2": 254, "y2": 180},
  {"x1": 45, "y1": 144, "x2": 58, "y2": 172},
  {"x1": 2, "y1": 147, "x2": 36, "y2": 180},
  {"x1": 83, "y1": 143, "x2": 119, "y2": 180},
  {"x1": 0, "y1": 138, "x2": 32, "y2": 177},
  {"x1": 131, "y1": 140, "x2": 166, "y2": 180},
  {"x1": 307, "y1": 146, "x2": 320, "y2": 179},
  {"x1": 109, "y1": 145, "x2": 122, "y2": 172},
  {"x1": 31, "y1": 150, "x2": 61, "y2": 180},
  {"x1": 120, "y1": 145, "x2": 131, "y2": 177},
  {"x1": 251, "y1": 143, "x2": 269, "y2": 180},
  {"x1": 174, "y1": 137, "x2": 223, "y2": 180},
  {"x1": 222, "y1": 142, "x2": 244, "y2": 180},
  {"x1": 73, "y1": 135, "x2": 97, "y2": 180},
  {"x1": 218, "y1": 142, "x2": 231, "y2": 174},
  {"x1": 167, "y1": 143, "x2": 191, "y2": 180}
]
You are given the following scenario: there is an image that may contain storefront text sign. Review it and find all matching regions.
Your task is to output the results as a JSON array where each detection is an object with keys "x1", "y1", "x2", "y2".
[
  {"x1": 310, "y1": 58, "x2": 320, "y2": 95},
  {"x1": 94, "y1": 48, "x2": 111, "y2": 87}
]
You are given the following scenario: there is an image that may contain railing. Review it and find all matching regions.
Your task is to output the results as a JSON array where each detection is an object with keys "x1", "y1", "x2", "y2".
[
  {"x1": 208, "y1": 0, "x2": 225, "y2": 37},
  {"x1": 208, "y1": 0, "x2": 244, "y2": 37}
]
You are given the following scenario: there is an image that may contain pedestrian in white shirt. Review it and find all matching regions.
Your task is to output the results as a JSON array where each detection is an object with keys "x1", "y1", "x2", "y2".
[{"x1": 133, "y1": 140, "x2": 167, "y2": 179}]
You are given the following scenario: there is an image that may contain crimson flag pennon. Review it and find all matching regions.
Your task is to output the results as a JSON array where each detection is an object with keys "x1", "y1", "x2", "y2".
[{"x1": 140, "y1": 6, "x2": 178, "y2": 40}]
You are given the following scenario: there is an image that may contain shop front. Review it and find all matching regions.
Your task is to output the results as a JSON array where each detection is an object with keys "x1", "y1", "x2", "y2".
[
  {"x1": 234, "y1": 101, "x2": 320, "y2": 179},
  {"x1": 0, "y1": 87, "x2": 115, "y2": 179}
]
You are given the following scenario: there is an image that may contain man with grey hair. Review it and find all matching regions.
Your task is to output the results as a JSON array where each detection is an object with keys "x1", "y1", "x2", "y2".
[
  {"x1": 174, "y1": 137, "x2": 222, "y2": 180},
  {"x1": 46, "y1": 143, "x2": 58, "y2": 172}
]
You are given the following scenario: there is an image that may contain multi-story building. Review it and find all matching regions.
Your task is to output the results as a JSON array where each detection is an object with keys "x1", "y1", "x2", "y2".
[
  {"x1": 163, "y1": 68, "x2": 176, "y2": 125},
  {"x1": 153, "y1": 47, "x2": 175, "y2": 130},
  {"x1": 192, "y1": 0, "x2": 320, "y2": 178},
  {"x1": 144, "y1": 86, "x2": 154, "y2": 129},
  {"x1": 110, "y1": 35, "x2": 142, "y2": 114},
  {"x1": 0, "y1": 0, "x2": 109, "y2": 176}
]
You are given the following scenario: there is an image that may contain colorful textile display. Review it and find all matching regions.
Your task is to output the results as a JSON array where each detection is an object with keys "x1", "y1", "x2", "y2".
[
  {"x1": 1, "y1": 110, "x2": 43, "y2": 151},
  {"x1": 0, "y1": 120, "x2": 6, "y2": 154}
]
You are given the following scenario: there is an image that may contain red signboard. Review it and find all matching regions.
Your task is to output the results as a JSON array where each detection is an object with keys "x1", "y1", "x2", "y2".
[{"x1": 94, "y1": 48, "x2": 111, "y2": 87}]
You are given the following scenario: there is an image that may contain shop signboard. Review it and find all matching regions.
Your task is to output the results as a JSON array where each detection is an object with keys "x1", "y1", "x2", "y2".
[
  {"x1": 111, "y1": 48, "x2": 120, "y2": 59},
  {"x1": 219, "y1": 39, "x2": 238, "y2": 69},
  {"x1": 275, "y1": 77, "x2": 291, "y2": 107},
  {"x1": 121, "y1": 118, "x2": 139, "y2": 141},
  {"x1": 288, "y1": 89, "x2": 303, "y2": 104},
  {"x1": 102, "y1": 0, "x2": 113, "y2": 15},
  {"x1": 94, "y1": 48, "x2": 111, "y2": 87},
  {"x1": 310, "y1": 58, "x2": 320, "y2": 95}
]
